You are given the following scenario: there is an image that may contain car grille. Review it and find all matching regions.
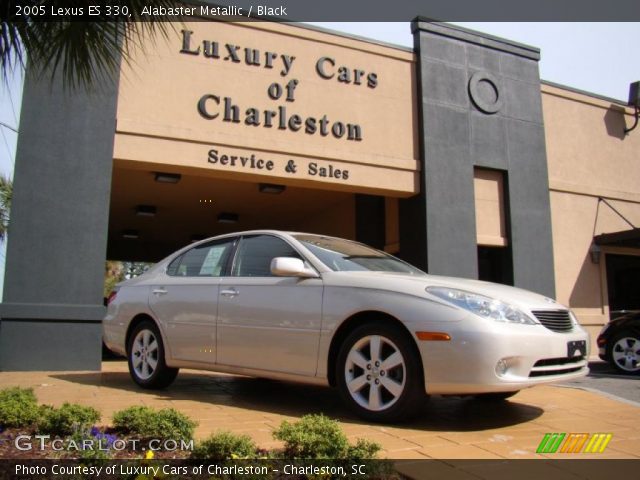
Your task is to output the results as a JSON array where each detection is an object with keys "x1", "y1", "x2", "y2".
[
  {"x1": 532, "y1": 310, "x2": 573, "y2": 332},
  {"x1": 529, "y1": 356, "x2": 586, "y2": 377}
]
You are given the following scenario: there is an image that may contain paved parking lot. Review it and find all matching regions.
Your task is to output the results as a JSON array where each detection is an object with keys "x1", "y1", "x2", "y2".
[
  {"x1": 0, "y1": 360, "x2": 638, "y2": 459},
  {"x1": 561, "y1": 360, "x2": 640, "y2": 404}
]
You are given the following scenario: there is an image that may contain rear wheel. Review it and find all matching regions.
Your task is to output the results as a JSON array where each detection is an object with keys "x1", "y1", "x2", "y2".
[
  {"x1": 127, "y1": 321, "x2": 179, "y2": 389},
  {"x1": 336, "y1": 323, "x2": 424, "y2": 422},
  {"x1": 609, "y1": 331, "x2": 640, "y2": 374}
]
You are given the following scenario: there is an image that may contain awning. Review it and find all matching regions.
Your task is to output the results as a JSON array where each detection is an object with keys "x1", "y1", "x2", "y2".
[{"x1": 594, "y1": 228, "x2": 640, "y2": 249}]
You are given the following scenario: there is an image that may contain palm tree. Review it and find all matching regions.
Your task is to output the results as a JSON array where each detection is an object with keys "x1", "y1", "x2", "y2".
[
  {"x1": 0, "y1": 174, "x2": 12, "y2": 240},
  {"x1": 1, "y1": 1, "x2": 182, "y2": 88}
]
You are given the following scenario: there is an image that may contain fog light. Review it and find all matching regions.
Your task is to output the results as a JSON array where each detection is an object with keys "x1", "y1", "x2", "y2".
[{"x1": 495, "y1": 359, "x2": 508, "y2": 377}]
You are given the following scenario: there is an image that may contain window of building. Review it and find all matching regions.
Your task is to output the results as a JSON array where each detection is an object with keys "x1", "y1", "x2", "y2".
[
  {"x1": 474, "y1": 168, "x2": 513, "y2": 286},
  {"x1": 474, "y1": 168, "x2": 508, "y2": 247},
  {"x1": 478, "y1": 246, "x2": 513, "y2": 285}
]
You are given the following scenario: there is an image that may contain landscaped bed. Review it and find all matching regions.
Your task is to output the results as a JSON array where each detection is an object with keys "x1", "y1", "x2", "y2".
[{"x1": 0, "y1": 387, "x2": 381, "y2": 461}]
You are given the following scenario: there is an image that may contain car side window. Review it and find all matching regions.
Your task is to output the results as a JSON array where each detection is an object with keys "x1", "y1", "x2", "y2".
[
  {"x1": 166, "y1": 256, "x2": 183, "y2": 276},
  {"x1": 167, "y1": 239, "x2": 235, "y2": 277},
  {"x1": 232, "y1": 235, "x2": 301, "y2": 277}
]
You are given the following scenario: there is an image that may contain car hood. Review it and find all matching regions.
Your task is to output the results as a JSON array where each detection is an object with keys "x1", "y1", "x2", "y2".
[{"x1": 321, "y1": 271, "x2": 565, "y2": 311}]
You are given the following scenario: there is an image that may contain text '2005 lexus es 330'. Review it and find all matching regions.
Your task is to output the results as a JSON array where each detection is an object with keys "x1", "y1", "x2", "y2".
[{"x1": 104, "y1": 231, "x2": 589, "y2": 421}]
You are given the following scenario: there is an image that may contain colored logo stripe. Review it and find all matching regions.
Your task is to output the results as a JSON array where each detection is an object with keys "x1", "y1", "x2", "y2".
[
  {"x1": 537, "y1": 433, "x2": 613, "y2": 454},
  {"x1": 560, "y1": 433, "x2": 588, "y2": 453},
  {"x1": 584, "y1": 433, "x2": 613, "y2": 453},
  {"x1": 537, "y1": 433, "x2": 565, "y2": 453}
]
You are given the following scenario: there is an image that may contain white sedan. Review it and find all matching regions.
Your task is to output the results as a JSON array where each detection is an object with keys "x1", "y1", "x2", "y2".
[{"x1": 103, "y1": 231, "x2": 589, "y2": 421}]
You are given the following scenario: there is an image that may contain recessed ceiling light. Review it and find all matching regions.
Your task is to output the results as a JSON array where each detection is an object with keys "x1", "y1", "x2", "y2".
[
  {"x1": 259, "y1": 183, "x2": 286, "y2": 194},
  {"x1": 154, "y1": 172, "x2": 181, "y2": 183},
  {"x1": 217, "y1": 212, "x2": 239, "y2": 224},
  {"x1": 136, "y1": 205, "x2": 157, "y2": 217}
]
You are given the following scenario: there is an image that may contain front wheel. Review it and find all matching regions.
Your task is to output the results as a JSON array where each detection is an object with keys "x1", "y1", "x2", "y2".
[
  {"x1": 610, "y1": 331, "x2": 640, "y2": 374},
  {"x1": 336, "y1": 323, "x2": 425, "y2": 422},
  {"x1": 127, "y1": 321, "x2": 179, "y2": 389}
]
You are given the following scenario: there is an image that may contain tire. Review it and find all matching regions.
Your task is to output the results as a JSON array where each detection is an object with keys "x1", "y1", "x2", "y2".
[
  {"x1": 609, "y1": 330, "x2": 640, "y2": 374},
  {"x1": 336, "y1": 322, "x2": 425, "y2": 422},
  {"x1": 474, "y1": 391, "x2": 519, "y2": 401},
  {"x1": 127, "y1": 321, "x2": 179, "y2": 389}
]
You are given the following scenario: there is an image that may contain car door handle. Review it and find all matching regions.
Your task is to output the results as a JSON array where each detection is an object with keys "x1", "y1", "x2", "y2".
[
  {"x1": 220, "y1": 288, "x2": 239, "y2": 298},
  {"x1": 152, "y1": 288, "x2": 168, "y2": 295}
]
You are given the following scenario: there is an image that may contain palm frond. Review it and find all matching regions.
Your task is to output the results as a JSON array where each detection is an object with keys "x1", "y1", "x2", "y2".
[
  {"x1": 1, "y1": 0, "x2": 182, "y2": 89},
  {"x1": 0, "y1": 174, "x2": 12, "y2": 241}
]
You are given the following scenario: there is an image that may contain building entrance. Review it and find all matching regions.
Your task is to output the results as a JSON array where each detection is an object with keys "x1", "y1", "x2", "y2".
[
  {"x1": 106, "y1": 164, "x2": 357, "y2": 264},
  {"x1": 606, "y1": 253, "x2": 640, "y2": 317}
]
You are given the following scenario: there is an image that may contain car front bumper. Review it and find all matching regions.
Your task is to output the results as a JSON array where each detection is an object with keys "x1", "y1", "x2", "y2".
[{"x1": 417, "y1": 319, "x2": 590, "y2": 395}]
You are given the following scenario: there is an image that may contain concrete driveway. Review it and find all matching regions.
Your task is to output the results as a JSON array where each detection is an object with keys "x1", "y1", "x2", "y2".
[{"x1": 561, "y1": 360, "x2": 640, "y2": 404}]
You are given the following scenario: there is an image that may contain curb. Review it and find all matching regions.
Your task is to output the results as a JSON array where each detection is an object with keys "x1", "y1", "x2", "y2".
[{"x1": 555, "y1": 384, "x2": 640, "y2": 408}]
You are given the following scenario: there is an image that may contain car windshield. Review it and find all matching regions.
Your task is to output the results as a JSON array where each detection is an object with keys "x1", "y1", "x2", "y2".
[{"x1": 293, "y1": 234, "x2": 425, "y2": 274}]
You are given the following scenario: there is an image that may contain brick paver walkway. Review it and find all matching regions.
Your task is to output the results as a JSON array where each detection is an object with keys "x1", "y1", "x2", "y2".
[{"x1": 1, "y1": 361, "x2": 638, "y2": 459}]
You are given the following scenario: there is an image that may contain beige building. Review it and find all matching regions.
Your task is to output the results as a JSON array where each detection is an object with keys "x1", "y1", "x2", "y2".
[
  {"x1": 542, "y1": 83, "x2": 640, "y2": 342},
  {"x1": 1, "y1": 19, "x2": 638, "y2": 369},
  {"x1": 110, "y1": 21, "x2": 419, "y2": 261}
]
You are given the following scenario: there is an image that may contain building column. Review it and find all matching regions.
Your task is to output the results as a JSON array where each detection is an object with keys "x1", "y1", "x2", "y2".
[
  {"x1": 402, "y1": 19, "x2": 555, "y2": 297},
  {"x1": 0, "y1": 68, "x2": 118, "y2": 371}
]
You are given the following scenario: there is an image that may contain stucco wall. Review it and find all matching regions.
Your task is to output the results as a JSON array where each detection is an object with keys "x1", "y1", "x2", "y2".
[{"x1": 543, "y1": 83, "x2": 640, "y2": 342}]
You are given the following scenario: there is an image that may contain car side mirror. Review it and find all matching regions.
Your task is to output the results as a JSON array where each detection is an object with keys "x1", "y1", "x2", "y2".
[{"x1": 270, "y1": 257, "x2": 318, "y2": 278}]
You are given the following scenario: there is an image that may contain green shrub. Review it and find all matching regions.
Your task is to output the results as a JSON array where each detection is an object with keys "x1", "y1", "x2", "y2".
[
  {"x1": 38, "y1": 403, "x2": 100, "y2": 436},
  {"x1": 192, "y1": 431, "x2": 257, "y2": 459},
  {"x1": 346, "y1": 438, "x2": 382, "y2": 460},
  {"x1": 273, "y1": 414, "x2": 379, "y2": 459},
  {"x1": 112, "y1": 406, "x2": 196, "y2": 441},
  {"x1": 0, "y1": 387, "x2": 41, "y2": 428},
  {"x1": 111, "y1": 405, "x2": 152, "y2": 434}
]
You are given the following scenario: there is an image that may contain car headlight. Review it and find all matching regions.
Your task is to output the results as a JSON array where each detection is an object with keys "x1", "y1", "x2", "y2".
[{"x1": 426, "y1": 287, "x2": 537, "y2": 325}]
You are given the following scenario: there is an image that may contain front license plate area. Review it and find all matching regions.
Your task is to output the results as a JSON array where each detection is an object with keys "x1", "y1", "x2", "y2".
[{"x1": 567, "y1": 340, "x2": 587, "y2": 358}]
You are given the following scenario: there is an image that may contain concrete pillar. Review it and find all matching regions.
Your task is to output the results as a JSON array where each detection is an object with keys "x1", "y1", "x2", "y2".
[
  {"x1": 402, "y1": 19, "x2": 555, "y2": 297},
  {"x1": 0, "y1": 67, "x2": 118, "y2": 370}
]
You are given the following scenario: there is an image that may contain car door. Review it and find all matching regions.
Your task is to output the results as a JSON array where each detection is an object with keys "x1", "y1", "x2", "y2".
[
  {"x1": 148, "y1": 237, "x2": 236, "y2": 364},
  {"x1": 217, "y1": 234, "x2": 323, "y2": 376}
]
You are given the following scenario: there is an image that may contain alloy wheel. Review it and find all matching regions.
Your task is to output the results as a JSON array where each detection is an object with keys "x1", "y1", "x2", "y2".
[
  {"x1": 131, "y1": 329, "x2": 159, "y2": 380},
  {"x1": 612, "y1": 336, "x2": 640, "y2": 372},
  {"x1": 344, "y1": 334, "x2": 406, "y2": 411}
]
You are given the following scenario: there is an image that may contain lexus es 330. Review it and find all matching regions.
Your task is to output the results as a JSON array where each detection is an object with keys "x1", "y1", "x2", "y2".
[{"x1": 103, "y1": 231, "x2": 589, "y2": 421}]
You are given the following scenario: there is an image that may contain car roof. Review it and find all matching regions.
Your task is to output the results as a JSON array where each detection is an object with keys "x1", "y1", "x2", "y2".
[
  {"x1": 141, "y1": 230, "x2": 343, "y2": 279},
  {"x1": 157, "y1": 230, "x2": 349, "y2": 266},
  {"x1": 190, "y1": 230, "x2": 347, "y2": 244}
]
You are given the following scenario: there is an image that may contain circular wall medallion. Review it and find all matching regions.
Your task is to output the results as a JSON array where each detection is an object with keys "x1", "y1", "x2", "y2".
[{"x1": 468, "y1": 71, "x2": 503, "y2": 114}]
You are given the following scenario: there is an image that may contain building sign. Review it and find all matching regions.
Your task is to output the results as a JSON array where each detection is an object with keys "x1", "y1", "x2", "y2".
[
  {"x1": 113, "y1": 21, "x2": 418, "y2": 196},
  {"x1": 181, "y1": 29, "x2": 376, "y2": 143},
  {"x1": 207, "y1": 148, "x2": 351, "y2": 180}
]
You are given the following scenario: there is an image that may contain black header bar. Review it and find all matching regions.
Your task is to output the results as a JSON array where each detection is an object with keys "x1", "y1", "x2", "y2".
[{"x1": 6, "y1": 0, "x2": 640, "y2": 22}]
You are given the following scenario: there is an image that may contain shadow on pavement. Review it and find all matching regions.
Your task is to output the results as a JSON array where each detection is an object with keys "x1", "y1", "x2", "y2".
[
  {"x1": 51, "y1": 366, "x2": 543, "y2": 432},
  {"x1": 586, "y1": 361, "x2": 640, "y2": 380}
]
